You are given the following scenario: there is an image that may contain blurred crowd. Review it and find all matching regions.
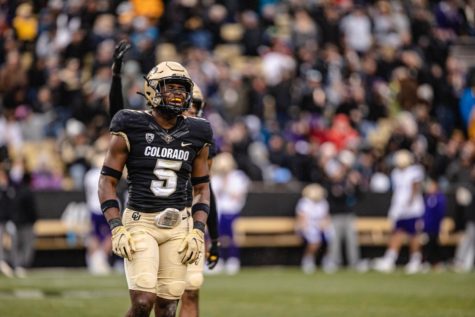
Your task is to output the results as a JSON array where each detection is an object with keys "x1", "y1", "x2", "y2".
[{"x1": 0, "y1": 0, "x2": 474, "y2": 195}]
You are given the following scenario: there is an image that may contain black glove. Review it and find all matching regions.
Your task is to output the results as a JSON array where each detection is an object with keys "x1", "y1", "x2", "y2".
[
  {"x1": 206, "y1": 240, "x2": 220, "y2": 269},
  {"x1": 112, "y1": 40, "x2": 131, "y2": 75}
]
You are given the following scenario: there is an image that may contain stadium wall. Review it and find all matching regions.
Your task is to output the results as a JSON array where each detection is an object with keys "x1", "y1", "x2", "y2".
[{"x1": 31, "y1": 189, "x2": 459, "y2": 267}]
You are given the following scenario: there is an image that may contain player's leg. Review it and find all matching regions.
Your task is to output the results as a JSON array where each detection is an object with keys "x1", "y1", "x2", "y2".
[
  {"x1": 373, "y1": 224, "x2": 405, "y2": 272},
  {"x1": 327, "y1": 215, "x2": 343, "y2": 269},
  {"x1": 301, "y1": 227, "x2": 321, "y2": 274},
  {"x1": 219, "y1": 213, "x2": 240, "y2": 274},
  {"x1": 404, "y1": 218, "x2": 423, "y2": 274},
  {"x1": 154, "y1": 296, "x2": 179, "y2": 317},
  {"x1": 301, "y1": 242, "x2": 319, "y2": 274},
  {"x1": 122, "y1": 209, "x2": 161, "y2": 316},
  {"x1": 126, "y1": 290, "x2": 158, "y2": 317},
  {"x1": 155, "y1": 216, "x2": 189, "y2": 317},
  {"x1": 179, "y1": 239, "x2": 205, "y2": 317},
  {"x1": 179, "y1": 290, "x2": 199, "y2": 317}
]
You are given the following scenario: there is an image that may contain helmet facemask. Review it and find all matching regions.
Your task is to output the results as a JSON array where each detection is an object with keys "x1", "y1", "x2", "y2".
[{"x1": 140, "y1": 62, "x2": 194, "y2": 116}]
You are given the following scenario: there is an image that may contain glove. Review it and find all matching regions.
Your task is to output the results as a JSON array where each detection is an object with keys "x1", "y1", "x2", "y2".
[
  {"x1": 178, "y1": 229, "x2": 204, "y2": 264},
  {"x1": 112, "y1": 40, "x2": 131, "y2": 75},
  {"x1": 206, "y1": 240, "x2": 220, "y2": 269},
  {"x1": 111, "y1": 225, "x2": 136, "y2": 261}
]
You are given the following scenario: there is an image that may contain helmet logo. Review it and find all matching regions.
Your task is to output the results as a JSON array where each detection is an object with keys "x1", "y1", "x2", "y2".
[{"x1": 145, "y1": 133, "x2": 155, "y2": 144}]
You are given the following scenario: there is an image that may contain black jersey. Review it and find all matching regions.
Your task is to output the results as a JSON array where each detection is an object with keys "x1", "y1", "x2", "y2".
[{"x1": 110, "y1": 109, "x2": 213, "y2": 212}]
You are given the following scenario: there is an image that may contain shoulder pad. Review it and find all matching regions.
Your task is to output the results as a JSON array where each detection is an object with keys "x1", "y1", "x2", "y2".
[
  {"x1": 110, "y1": 109, "x2": 148, "y2": 133},
  {"x1": 186, "y1": 117, "x2": 213, "y2": 144}
]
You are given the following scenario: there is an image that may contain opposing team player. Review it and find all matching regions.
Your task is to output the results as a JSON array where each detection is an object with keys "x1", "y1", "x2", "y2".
[
  {"x1": 99, "y1": 60, "x2": 213, "y2": 317},
  {"x1": 179, "y1": 84, "x2": 220, "y2": 317}
]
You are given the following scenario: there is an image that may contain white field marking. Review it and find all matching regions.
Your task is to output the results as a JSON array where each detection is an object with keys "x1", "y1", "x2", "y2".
[{"x1": 0, "y1": 289, "x2": 126, "y2": 299}]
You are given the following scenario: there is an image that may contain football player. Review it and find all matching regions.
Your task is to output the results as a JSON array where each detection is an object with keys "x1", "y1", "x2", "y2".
[
  {"x1": 372, "y1": 150, "x2": 425, "y2": 274},
  {"x1": 179, "y1": 84, "x2": 220, "y2": 317},
  {"x1": 99, "y1": 59, "x2": 212, "y2": 317},
  {"x1": 108, "y1": 40, "x2": 220, "y2": 261}
]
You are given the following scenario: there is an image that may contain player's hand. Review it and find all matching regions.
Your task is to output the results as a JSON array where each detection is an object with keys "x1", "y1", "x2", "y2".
[
  {"x1": 178, "y1": 229, "x2": 204, "y2": 264},
  {"x1": 206, "y1": 240, "x2": 220, "y2": 269},
  {"x1": 112, "y1": 40, "x2": 131, "y2": 75},
  {"x1": 111, "y1": 225, "x2": 136, "y2": 261}
]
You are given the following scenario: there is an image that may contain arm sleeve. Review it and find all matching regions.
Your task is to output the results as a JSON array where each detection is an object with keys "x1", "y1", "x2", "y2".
[
  {"x1": 206, "y1": 183, "x2": 219, "y2": 241},
  {"x1": 109, "y1": 74, "x2": 125, "y2": 119}
]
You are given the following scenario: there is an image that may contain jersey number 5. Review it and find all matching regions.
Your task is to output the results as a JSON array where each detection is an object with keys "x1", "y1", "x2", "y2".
[{"x1": 150, "y1": 159, "x2": 182, "y2": 197}]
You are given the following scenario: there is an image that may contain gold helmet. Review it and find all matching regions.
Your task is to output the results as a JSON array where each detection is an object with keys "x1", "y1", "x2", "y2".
[
  {"x1": 192, "y1": 83, "x2": 205, "y2": 117},
  {"x1": 302, "y1": 184, "x2": 326, "y2": 202},
  {"x1": 211, "y1": 152, "x2": 237, "y2": 175},
  {"x1": 393, "y1": 149, "x2": 413, "y2": 169},
  {"x1": 142, "y1": 61, "x2": 194, "y2": 114}
]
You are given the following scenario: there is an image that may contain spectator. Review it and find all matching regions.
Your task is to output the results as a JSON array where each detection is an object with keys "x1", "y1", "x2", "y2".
[
  {"x1": 453, "y1": 166, "x2": 475, "y2": 273},
  {"x1": 325, "y1": 154, "x2": 364, "y2": 271},
  {"x1": 10, "y1": 171, "x2": 38, "y2": 277},
  {"x1": 459, "y1": 70, "x2": 475, "y2": 136},
  {"x1": 422, "y1": 177, "x2": 446, "y2": 271},
  {"x1": 0, "y1": 167, "x2": 15, "y2": 277},
  {"x1": 339, "y1": 5, "x2": 372, "y2": 54}
]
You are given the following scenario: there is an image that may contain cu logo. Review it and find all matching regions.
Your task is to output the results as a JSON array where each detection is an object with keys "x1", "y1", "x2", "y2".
[{"x1": 132, "y1": 211, "x2": 141, "y2": 221}]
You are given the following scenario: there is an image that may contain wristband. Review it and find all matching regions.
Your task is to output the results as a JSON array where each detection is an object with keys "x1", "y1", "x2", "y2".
[
  {"x1": 193, "y1": 220, "x2": 206, "y2": 233},
  {"x1": 101, "y1": 199, "x2": 120, "y2": 214},
  {"x1": 191, "y1": 203, "x2": 210, "y2": 215},
  {"x1": 108, "y1": 218, "x2": 123, "y2": 230}
]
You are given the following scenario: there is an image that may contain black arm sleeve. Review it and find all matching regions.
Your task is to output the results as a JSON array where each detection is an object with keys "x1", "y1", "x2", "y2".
[
  {"x1": 206, "y1": 184, "x2": 219, "y2": 240},
  {"x1": 109, "y1": 74, "x2": 124, "y2": 119}
]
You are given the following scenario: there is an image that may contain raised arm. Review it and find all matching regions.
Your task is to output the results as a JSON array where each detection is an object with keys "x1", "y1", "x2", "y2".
[{"x1": 109, "y1": 40, "x2": 130, "y2": 118}]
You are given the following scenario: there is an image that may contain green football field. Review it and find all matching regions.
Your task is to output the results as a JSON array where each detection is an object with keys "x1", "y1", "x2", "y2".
[{"x1": 0, "y1": 267, "x2": 474, "y2": 317}]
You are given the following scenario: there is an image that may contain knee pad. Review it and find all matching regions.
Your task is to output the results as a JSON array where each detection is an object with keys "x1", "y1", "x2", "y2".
[
  {"x1": 185, "y1": 271, "x2": 204, "y2": 291},
  {"x1": 157, "y1": 281, "x2": 186, "y2": 300},
  {"x1": 135, "y1": 272, "x2": 157, "y2": 290}
]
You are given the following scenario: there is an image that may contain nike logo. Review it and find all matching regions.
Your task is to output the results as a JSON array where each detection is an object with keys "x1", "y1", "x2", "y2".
[{"x1": 181, "y1": 142, "x2": 192, "y2": 147}]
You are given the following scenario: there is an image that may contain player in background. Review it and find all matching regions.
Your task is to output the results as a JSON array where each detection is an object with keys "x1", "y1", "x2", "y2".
[
  {"x1": 179, "y1": 84, "x2": 220, "y2": 317},
  {"x1": 295, "y1": 183, "x2": 333, "y2": 274},
  {"x1": 100, "y1": 59, "x2": 212, "y2": 317},
  {"x1": 84, "y1": 152, "x2": 112, "y2": 275},
  {"x1": 373, "y1": 150, "x2": 425, "y2": 274}
]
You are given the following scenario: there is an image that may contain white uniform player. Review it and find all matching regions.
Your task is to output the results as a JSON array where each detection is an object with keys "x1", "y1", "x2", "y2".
[
  {"x1": 373, "y1": 150, "x2": 425, "y2": 274},
  {"x1": 296, "y1": 184, "x2": 333, "y2": 274}
]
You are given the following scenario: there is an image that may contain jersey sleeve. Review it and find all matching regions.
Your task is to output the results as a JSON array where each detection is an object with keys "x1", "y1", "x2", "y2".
[
  {"x1": 110, "y1": 109, "x2": 128, "y2": 133},
  {"x1": 409, "y1": 165, "x2": 424, "y2": 183},
  {"x1": 208, "y1": 140, "x2": 217, "y2": 159},
  {"x1": 295, "y1": 198, "x2": 306, "y2": 215},
  {"x1": 200, "y1": 119, "x2": 213, "y2": 146},
  {"x1": 189, "y1": 117, "x2": 214, "y2": 149}
]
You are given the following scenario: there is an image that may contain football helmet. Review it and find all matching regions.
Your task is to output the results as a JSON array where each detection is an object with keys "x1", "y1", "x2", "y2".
[
  {"x1": 192, "y1": 84, "x2": 205, "y2": 117},
  {"x1": 393, "y1": 149, "x2": 413, "y2": 169},
  {"x1": 302, "y1": 184, "x2": 326, "y2": 202},
  {"x1": 142, "y1": 61, "x2": 194, "y2": 114}
]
